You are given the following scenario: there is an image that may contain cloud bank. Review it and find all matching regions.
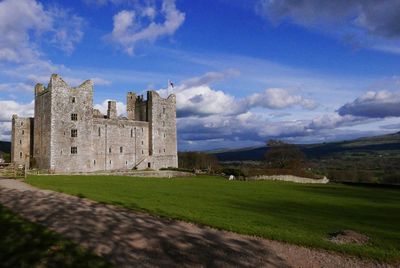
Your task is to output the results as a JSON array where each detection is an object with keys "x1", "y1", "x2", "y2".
[{"x1": 108, "y1": 0, "x2": 185, "y2": 55}]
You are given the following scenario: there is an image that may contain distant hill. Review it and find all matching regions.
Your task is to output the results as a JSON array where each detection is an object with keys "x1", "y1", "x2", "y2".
[
  {"x1": 0, "y1": 141, "x2": 11, "y2": 154},
  {"x1": 213, "y1": 132, "x2": 400, "y2": 161}
]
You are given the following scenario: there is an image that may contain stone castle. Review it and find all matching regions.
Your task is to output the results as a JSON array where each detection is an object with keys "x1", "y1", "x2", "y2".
[{"x1": 11, "y1": 74, "x2": 178, "y2": 173}]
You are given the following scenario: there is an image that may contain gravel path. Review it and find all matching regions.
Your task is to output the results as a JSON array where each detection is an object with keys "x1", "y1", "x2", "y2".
[{"x1": 0, "y1": 178, "x2": 394, "y2": 267}]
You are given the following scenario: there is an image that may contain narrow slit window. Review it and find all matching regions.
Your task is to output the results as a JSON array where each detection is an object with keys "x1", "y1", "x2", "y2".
[
  {"x1": 94, "y1": 160, "x2": 96, "y2": 166},
  {"x1": 71, "y1": 129, "x2": 77, "y2": 137},
  {"x1": 19, "y1": 152, "x2": 22, "y2": 158},
  {"x1": 72, "y1": 97, "x2": 76, "y2": 103},
  {"x1": 163, "y1": 107, "x2": 166, "y2": 114},
  {"x1": 120, "y1": 146, "x2": 123, "y2": 153},
  {"x1": 71, "y1": 147, "x2": 77, "y2": 154},
  {"x1": 131, "y1": 129, "x2": 133, "y2": 138},
  {"x1": 19, "y1": 140, "x2": 21, "y2": 145},
  {"x1": 22, "y1": 130, "x2": 24, "y2": 135},
  {"x1": 98, "y1": 127, "x2": 101, "y2": 137},
  {"x1": 109, "y1": 147, "x2": 112, "y2": 154}
]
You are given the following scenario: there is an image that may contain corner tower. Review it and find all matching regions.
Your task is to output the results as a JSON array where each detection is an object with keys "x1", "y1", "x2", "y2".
[{"x1": 147, "y1": 91, "x2": 178, "y2": 169}]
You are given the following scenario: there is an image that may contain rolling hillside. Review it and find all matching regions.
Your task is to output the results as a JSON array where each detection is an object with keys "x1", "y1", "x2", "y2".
[
  {"x1": 213, "y1": 132, "x2": 400, "y2": 161},
  {"x1": 0, "y1": 141, "x2": 11, "y2": 154}
]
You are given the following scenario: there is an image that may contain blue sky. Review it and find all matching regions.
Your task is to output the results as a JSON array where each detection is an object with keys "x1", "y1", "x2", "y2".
[{"x1": 0, "y1": 0, "x2": 400, "y2": 150}]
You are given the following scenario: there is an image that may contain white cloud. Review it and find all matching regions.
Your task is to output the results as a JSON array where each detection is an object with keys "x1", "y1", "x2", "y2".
[
  {"x1": 246, "y1": 88, "x2": 317, "y2": 110},
  {"x1": 0, "y1": 0, "x2": 84, "y2": 63},
  {"x1": 109, "y1": 0, "x2": 185, "y2": 54},
  {"x1": 0, "y1": 100, "x2": 34, "y2": 122},
  {"x1": 94, "y1": 100, "x2": 127, "y2": 116}
]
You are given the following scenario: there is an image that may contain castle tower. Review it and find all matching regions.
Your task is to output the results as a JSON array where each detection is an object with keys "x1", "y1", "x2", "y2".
[
  {"x1": 127, "y1": 92, "x2": 136, "y2": 120},
  {"x1": 146, "y1": 91, "x2": 178, "y2": 169},
  {"x1": 107, "y1": 101, "x2": 117, "y2": 119}
]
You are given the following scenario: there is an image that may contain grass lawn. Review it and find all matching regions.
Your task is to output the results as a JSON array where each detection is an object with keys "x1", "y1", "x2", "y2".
[
  {"x1": 0, "y1": 204, "x2": 111, "y2": 268},
  {"x1": 27, "y1": 175, "x2": 400, "y2": 262}
]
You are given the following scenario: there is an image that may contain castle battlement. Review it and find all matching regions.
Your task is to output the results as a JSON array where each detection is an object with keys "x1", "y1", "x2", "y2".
[{"x1": 11, "y1": 74, "x2": 178, "y2": 173}]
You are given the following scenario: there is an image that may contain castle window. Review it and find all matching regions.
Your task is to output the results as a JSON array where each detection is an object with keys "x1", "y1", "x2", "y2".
[
  {"x1": 98, "y1": 127, "x2": 101, "y2": 137},
  {"x1": 94, "y1": 160, "x2": 96, "y2": 166},
  {"x1": 71, "y1": 147, "x2": 77, "y2": 154},
  {"x1": 164, "y1": 133, "x2": 166, "y2": 138},
  {"x1": 19, "y1": 140, "x2": 21, "y2": 145},
  {"x1": 120, "y1": 146, "x2": 123, "y2": 153},
  {"x1": 163, "y1": 149, "x2": 165, "y2": 153},
  {"x1": 148, "y1": 162, "x2": 151, "y2": 168},
  {"x1": 109, "y1": 160, "x2": 112, "y2": 164},
  {"x1": 71, "y1": 113, "x2": 78, "y2": 121},
  {"x1": 20, "y1": 152, "x2": 22, "y2": 158},
  {"x1": 72, "y1": 97, "x2": 76, "y2": 103},
  {"x1": 141, "y1": 149, "x2": 144, "y2": 154},
  {"x1": 22, "y1": 130, "x2": 24, "y2": 135},
  {"x1": 109, "y1": 147, "x2": 112, "y2": 154},
  {"x1": 141, "y1": 140, "x2": 143, "y2": 145},
  {"x1": 126, "y1": 161, "x2": 128, "y2": 165},
  {"x1": 131, "y1": 129, "x2": 133, "y2": 138},
  {"x1": 71, "y1": 129, "x2": 77, "y2": 137},
  {"x1": 162, "y1": 121, "x2": 165, "y2": 127},
  {"x1": 21, "y1": 122, "x2": 23, "y2": 126},
  {"x1": 163, "y1": 107, "x2": 166, "y2": 114}
]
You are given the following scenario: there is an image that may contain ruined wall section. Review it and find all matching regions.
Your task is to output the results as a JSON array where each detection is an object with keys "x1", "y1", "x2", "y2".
[
  {"x1": 147, "y1": 91, "x2": 178, "y2": 169},
  {"x1": 92, "y1": 118, "x2": 149, "y2": 171},
  {"x1": 11, "y1": 116, "x2": 33, "y2": 167},
  {"x1": 49, "y1": 75, "x2": 94, "y2": 173},
  {"x1": 33, "y1": 84, "x2": 52, "y2": 169}
]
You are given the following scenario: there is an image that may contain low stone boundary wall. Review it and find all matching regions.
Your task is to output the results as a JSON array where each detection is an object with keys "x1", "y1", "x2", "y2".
[
  {"x1": 247, "y1": 175, "x2": 329, "y2": 184},
  {"x1": 29, "y1": 170, "x2": 194, "y2": 178}
]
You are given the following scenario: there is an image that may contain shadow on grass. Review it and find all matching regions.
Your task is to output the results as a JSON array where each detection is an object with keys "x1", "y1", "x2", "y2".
[
  {"x1": 0, "y1": 205, "x2": 111, "y2": 268},
  {"x1": 228, "y1": 196, "x2": 400, "y2": 261},
  {"x1": 0, "y1": 188, "x2": 289, "y2": 267}
]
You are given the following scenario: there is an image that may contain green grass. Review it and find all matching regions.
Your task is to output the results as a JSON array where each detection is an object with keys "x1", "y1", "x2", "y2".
[
  {"x1": 27, "y1": 175, "x2": 400, "y2": 263},
  {"x1": 0, "y1": 204, "x2": 111, "y2": 268}
]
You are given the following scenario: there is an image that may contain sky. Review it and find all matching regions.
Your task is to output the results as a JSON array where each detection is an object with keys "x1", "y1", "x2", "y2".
[{"x1": 0, "y1": 0, "x2": 400, "y2": 151}]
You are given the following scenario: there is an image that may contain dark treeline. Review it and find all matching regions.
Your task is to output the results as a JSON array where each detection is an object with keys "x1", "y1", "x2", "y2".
[{"x1": 178, "y1": 152, "x2": 219, "y2": 172}]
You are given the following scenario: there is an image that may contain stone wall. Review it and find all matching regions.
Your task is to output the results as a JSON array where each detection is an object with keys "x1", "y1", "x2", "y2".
[
  {"x1": 247, "y1": 175, "x2": 329, "y2": 184},
  {"x1": 33, "y1": 84, "x2": 52, "y2": 169},
  {"x1": 11, "y1": 115, "x2": 33, "y2": 167}
]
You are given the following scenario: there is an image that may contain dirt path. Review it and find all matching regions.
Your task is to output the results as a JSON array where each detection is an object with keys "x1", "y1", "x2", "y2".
[{"x1": 0, "y1": 179, "x2": 392, "y2": 267}]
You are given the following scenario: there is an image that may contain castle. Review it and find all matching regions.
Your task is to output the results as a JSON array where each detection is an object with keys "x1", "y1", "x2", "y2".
[{"x1": 11, "y1": 74, "x2": 178, "y2": 173}]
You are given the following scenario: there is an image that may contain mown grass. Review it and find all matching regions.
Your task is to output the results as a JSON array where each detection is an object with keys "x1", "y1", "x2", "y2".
[
  {"x1": 0, "y1": 204, "x2": 111, "y2": 268},
  {"x1": 27, "y1": 175, "x2": 400, "y2": 262}
]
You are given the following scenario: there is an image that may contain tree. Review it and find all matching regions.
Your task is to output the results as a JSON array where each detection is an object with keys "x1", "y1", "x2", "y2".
[
  {"x1": 178, "y1": 152, "x2": 219, "y2": 172},
  {"x1": 265, "y1": 140, "x2": 306, "y2": 169}
]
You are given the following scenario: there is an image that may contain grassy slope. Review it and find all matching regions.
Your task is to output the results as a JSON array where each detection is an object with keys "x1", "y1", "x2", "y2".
[
  {"x1": 0, "y1": 204, "x2": 111, "y2": 268},
  {"x1": 27, "y1": 175, "x2": 400, "y2": 262}
]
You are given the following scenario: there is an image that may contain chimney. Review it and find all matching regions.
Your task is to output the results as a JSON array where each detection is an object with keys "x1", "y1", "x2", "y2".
[{"x1": 107, "y1": 101, "x2": 117, "y2": 119}]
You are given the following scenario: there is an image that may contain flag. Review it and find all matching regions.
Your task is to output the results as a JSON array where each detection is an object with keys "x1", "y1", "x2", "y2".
[{"x1": 169, "y1": 80, "x2": 174, "y2": 88}]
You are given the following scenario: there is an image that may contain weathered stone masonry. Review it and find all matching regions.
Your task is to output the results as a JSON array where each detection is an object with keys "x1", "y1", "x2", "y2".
[{"x1": 11, "y1": 74, "x2": 178, "y2": 173}]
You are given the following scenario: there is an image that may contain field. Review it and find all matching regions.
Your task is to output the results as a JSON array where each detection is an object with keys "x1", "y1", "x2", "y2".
[
  {"x1": 0, "y1": 204, "x2": 110, "y2": 267},
  {"x1": 27, "y1": 175, "x2": 400, "y2": 262}
]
